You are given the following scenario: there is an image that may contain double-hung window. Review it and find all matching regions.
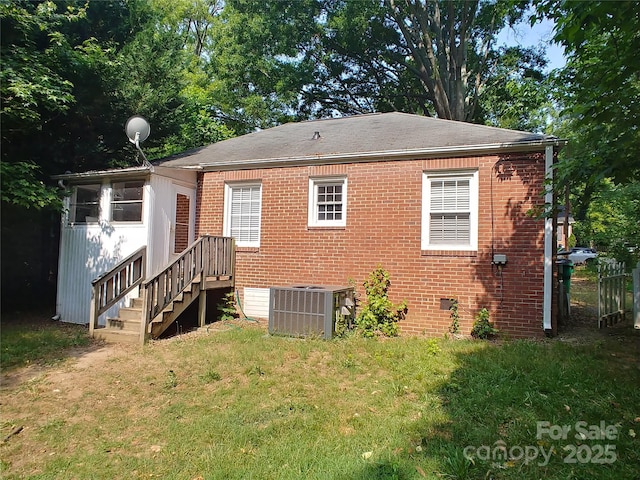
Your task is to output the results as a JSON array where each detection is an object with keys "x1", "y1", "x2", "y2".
[
  {"x1": 308, "y1": 177, "x2": 347, "y2": 227},
  {"x1": 422, "y1": 171, "x2": 478, "y2": 251},
  {"x1": 71, "y1": 184, "x2": 101, "y2": 223},
  {"x1": 224, "y1": 182, "x2": 262, "y2": 247}
]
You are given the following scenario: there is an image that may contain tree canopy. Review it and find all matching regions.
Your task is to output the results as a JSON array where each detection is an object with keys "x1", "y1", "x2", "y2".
[
  {"x1": 217, "y1": 0, "x2": 549, "y2": 126},
  {"x1": 2, "y1": 0, "x2": 555, "y2": 211},
  {"x1": 539, "y1": 0, "x2": 640, "y2": 185},
  {"x1": 531, "y1": 1, "x2": 640, "y2": 257},
  {"x1": 1, "y1": 1, "x2": 636, "y2": 200}
]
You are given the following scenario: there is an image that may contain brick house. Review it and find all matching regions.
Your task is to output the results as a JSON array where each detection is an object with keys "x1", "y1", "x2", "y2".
[
  {"x1": 54, "y1": 112, "x2": 562, "y2": 341},
  {"x1": 159, "y1": 112, "x2": 563, "y2": 337}
]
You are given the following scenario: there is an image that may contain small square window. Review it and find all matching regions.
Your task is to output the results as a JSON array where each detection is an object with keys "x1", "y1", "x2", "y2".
[{"x1": 309, "y1": 177, "x2": 347, "y2": 227}]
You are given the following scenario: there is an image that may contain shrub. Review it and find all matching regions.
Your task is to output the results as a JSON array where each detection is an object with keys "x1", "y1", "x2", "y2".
[
  {"x1": 448, "y1": 298, "x2": 460, "y2": 334},
  {"x1": 217, "y1": 291, "x2": 238, "y2": 322},
  {"x1": 355, "y1": 266, "x2": 407, "y2": 337},
  {"x1": 470, "y1": 308, "x2": 498, "y2": 339}
]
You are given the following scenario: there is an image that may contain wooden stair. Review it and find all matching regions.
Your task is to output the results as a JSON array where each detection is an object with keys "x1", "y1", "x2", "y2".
[
  {"x1": 90, "y1": 236, "x2": 235, "y2": 345},
  {"x1": 94, "y1": 278, "x2": 203, "y2": 344},
  {"x1": 148, "y1": 276, "x2": 203, "y2": 338},
  {"x1": 93, "y1": 297, "x2": 144, "y2": 344}
]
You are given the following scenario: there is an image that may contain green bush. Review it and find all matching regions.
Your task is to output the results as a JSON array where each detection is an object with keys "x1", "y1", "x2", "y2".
[
  {"x1": 470, "y1": 308, "x2": 498, "y2": 339},
  {"x1": 355, "y1": 266, "x2": 407, "y2": 337},
  {"x1": 217, "y1": 291, "x2": 238, "y2": 322}
]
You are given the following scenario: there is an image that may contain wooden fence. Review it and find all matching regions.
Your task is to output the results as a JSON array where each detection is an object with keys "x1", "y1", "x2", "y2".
[{"x1": 597, "y1": 260, "x2": 626, "y2": 328}]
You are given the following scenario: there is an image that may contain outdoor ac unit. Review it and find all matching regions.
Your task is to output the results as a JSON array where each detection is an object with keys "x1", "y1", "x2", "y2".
[{"x1": 269, "y1": 285, "x2": 355, "y2": 339}]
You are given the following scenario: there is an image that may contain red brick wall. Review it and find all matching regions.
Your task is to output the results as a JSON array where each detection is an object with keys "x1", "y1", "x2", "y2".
[{"x1": 195, "y1": 153, "x2": 547, "y2": 337}]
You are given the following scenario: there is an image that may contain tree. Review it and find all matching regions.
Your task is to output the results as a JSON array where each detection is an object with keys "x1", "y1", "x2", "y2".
[
  {"x1": 0, "y1": 0, "x2": 218, "y2": 309},
  {"x1": 478, "y1": 45, "x2": 551, "y2": 132},
  {"x1": 0, "y1": 0, "x2": 82, "y2": 209},
  {"x1": 538, "y1": 0, "x2": 640, "y2": 185},
  {"x1": 384, "y1": 0, "x2": 531, "y2": 121},
  {"x1": 0, "y1": 0, "x2": 220, "y2": 198},
  {"x1": 214, "y1": 0, "x2": 548, "y2": 128},
  {"x1": 572, "y1": 181, "x2": 640, "y2": 266}
]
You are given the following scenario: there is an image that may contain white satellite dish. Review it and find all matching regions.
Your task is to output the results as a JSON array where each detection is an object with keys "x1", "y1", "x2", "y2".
[
  {"x1": 125, "y1": 115, "x2": 151, "y2": 144},
  {"x1": 124, "y1": 116, "x2": 151, "y2": 166}
]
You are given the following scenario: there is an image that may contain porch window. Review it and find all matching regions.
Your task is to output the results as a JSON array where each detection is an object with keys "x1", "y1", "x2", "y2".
[
  {"x1": 71, "y1": 184, "x2": 101, "y2": 223},
  {"x1": 111, "y1": 180, "x2": 144, "y2": 222},
  {"x1": 422, "y1": 171, "x2": 478, "y2": 251},
  {"x1": 308, "y1": 177, "x2": 347, "y2": 227},
  {"x1": 224, "y1": 182, "x2": 262, "y2": 247}
]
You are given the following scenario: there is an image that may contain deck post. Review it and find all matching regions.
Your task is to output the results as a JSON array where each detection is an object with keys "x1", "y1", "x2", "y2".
[
  {"x1": 198, "y1": 288, "x2": 207, "y2": 327},
  {"x1": 139, "y1": 284, "x2": 149, "y2": 345},
  {"x1": 89, "y1": 282, "x2": 100, "y2": 337}
]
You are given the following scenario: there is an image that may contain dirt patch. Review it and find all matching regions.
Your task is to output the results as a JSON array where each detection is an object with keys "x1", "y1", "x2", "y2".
[{"x1": 556, "y1": 275, "x2": 640, "y2": 352}]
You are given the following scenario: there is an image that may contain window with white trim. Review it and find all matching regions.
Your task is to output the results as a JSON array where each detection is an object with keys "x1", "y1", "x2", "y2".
[
  {"x1": 71, "y1": 184, "x2": 101, "y2": 223},
  {"x1": 111, "y1": 180, "x2": 144, "y2": 222},
  {"x1": 224, "y1": 182, "x2": 262, "y2": 247},
  {"x1": 422, "y1": 171, "x2": 478, "y2": 251},
  {"x1": 308, "y1": 177, "x2": 347, "y2": 227}
]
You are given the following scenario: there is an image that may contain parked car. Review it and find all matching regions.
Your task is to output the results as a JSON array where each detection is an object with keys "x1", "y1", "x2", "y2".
[{"x1": 566, "y1": 247, "x2": 598, "y2": 265}]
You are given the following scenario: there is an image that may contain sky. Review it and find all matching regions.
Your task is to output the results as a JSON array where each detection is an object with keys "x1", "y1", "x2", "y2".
[{"x1": 497, "y1": 17, "x2": 566, "y2": 72}]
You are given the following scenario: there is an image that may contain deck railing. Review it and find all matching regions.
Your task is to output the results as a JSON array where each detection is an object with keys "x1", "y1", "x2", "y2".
[
  {"x1": 89, "y1": 246, "x2": 146, "y2": 336},
  {"x1": 141, "y1": 236, "x2": 235, "y2": 332}
]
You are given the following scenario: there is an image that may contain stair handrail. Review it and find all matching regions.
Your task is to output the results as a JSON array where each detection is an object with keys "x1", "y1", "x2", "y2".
[
  {"x1": 141, "y1": 236, "x2": 235, "y2": 336},
  {"x1": 89, "y1": 246, "x2": 146, "y2": 336}
]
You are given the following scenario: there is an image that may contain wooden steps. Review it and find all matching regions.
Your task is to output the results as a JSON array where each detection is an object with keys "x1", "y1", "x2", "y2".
[
  {"x1": 89, "y1": 236, "x2": 235, "y2": 345},
  {"x1": 149, "y1": 280, "x2": 202, "y2": 338},
  {"x1": 93, "y1": 279, "x2": 205, "y2": 344},
  {"x1": 93, "y1": 298, "x2": 143, "y2": 344}
]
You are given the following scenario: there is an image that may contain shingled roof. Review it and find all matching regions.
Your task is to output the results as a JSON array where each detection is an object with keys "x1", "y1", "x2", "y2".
[{"x1": 157, "y1": 112, "x2": 561, "y2": 171}]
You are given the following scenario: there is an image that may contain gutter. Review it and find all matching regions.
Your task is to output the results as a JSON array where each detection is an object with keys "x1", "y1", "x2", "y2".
[
  {"x1": 543, "y1": 144, "x2": 555, "y2": 333},
  {"x1": 178, "y1": 138, "x2": 567, "y2": 172},
  {"x1": 52, "y1": 165, "x2": 152, "y2": 181}
]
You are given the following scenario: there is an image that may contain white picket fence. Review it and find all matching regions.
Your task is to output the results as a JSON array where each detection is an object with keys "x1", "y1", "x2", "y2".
[
  {"x1": 633, "y1": 261, "x2": 640, "y2": 329},
  {"x1": 597, "y1": 260, "x2": 626, "y2": 328}
]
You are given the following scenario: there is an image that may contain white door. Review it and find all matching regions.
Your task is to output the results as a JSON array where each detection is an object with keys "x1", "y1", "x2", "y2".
[{"x1": 170, "y1": 185, "x2": 195, "y2": 258}]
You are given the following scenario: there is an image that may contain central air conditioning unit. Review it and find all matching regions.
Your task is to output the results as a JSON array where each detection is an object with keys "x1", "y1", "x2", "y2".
[{"x1": 269, "y1": 285, "x2": 355, "y2": 339}]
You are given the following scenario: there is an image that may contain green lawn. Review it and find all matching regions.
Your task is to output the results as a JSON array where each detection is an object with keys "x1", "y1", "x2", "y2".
[
  {"x1": 1, "y1": 313, "x2": 90, "y2": 370},
  {"x1": 1, "y1": 317, "x2": 639, "y2": 479}
]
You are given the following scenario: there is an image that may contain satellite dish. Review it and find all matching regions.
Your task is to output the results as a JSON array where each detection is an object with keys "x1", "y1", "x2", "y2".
[
  {"x1": 125, "y1": 115, "x2": 151, "y2": 166},
  {"x1": 125, "y1": 115, "x2": 151, "y2": 144}
]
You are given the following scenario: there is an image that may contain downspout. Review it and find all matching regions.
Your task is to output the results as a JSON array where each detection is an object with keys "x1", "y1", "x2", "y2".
[{"x1": 543, "y1": 144, "x2": 554, "y2": 333}]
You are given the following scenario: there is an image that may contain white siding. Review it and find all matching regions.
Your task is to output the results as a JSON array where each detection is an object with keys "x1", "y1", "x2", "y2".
[
  {"x1": 55, "y1": 170, "x2": 197, "y2": 325},
  {"x1": 147, "y1": 173, "x2": 196, "y2": 276},
  {"x1": 243, "y1": 287, "x2": 271, "y2": 319},
  {"x1": 56, "y1": 222, "x2": 148, "y2": 325}
]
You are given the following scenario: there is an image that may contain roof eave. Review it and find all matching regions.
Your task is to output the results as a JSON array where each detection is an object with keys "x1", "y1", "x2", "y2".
[
  {"x1": 52, "y1": 165, "x2": 152, "y2": 181},
  {"x1": 191, "y1": 138, "x2": 567, "y2": 172}
]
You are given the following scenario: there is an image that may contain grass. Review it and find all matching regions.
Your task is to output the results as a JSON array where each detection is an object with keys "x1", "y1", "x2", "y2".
[
  {"x1": 1, "y1": 317, "x2": 639, "y2": 479},
  {"x1": 0, "y1": 313, "x2": 90, "y2": 370},
  {"x1": 571, "y1": 265, "x2": 634, "y2": 312}
]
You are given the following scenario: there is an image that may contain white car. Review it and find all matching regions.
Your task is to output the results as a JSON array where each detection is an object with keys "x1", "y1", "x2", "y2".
[{"x1": 567, "y1": 247, "x2": 598, "y2": 265}]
